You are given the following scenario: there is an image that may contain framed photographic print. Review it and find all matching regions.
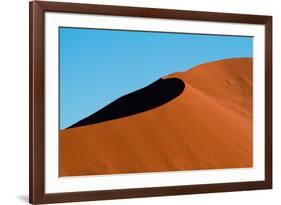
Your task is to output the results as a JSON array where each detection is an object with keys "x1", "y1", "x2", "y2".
[{"x1": 29, "y1": 1, "x2": 272, "y2": 204}]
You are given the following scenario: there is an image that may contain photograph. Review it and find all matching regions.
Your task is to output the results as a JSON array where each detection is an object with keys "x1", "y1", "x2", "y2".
[{"x1": 59, "y1": 28, "x2": 253, "y2": 177}]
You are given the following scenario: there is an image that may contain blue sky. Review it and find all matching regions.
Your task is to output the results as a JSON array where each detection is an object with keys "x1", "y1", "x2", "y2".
[{"x1": 59, "y1": 27, "x2": 253, "y2": 129}]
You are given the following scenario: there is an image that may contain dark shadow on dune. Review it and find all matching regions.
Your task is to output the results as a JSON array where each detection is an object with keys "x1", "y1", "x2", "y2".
[{"x1": 68, "y1": 77, "x2": 185, "y2": 129}]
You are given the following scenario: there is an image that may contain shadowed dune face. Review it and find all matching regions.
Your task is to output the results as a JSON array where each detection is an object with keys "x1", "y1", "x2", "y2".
[
  {"x1": 60, "y1": 58, "x2": 253, "y2": 177},
  {"x1": 68, "y1": 78, "x2": 185, "y2": 128}
]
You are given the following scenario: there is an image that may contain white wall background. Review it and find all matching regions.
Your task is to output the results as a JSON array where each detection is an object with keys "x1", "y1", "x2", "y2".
[{"x1": 0, "y1": 0, "x2": 280, "y2": 204}]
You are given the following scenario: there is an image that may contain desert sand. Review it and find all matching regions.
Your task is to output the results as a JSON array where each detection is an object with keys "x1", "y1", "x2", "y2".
[{"x1": 59, "y1": 58, "x2": 253, "y2": 177}]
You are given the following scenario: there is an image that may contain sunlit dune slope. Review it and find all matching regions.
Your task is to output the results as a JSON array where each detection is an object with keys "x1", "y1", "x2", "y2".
[{"x1": 60, "y1": 58, "x2": 253, "y2": 177}]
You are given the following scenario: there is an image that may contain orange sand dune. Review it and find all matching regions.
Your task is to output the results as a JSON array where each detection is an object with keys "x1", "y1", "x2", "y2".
[{"x1": 60, "y1": 58, "x2": 253, "y2": 177}]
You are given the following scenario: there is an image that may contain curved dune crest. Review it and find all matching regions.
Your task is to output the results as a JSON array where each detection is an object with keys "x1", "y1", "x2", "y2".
[
  {"x1": 60, "y1": 58, "x2": 253, "y2": 177},
  {"x1": 68, "y1": 78, "x2": 185, "y2": 128}
]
